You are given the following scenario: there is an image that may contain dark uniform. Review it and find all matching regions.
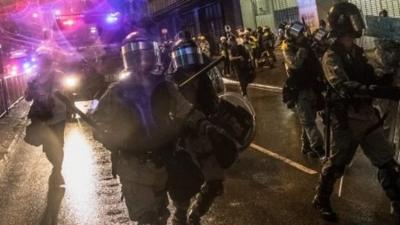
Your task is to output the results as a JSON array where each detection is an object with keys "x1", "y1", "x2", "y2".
[
  {"x1": 313, "y1": 2, "x2": 400, "y2": 222},
  {"x1": 281, "y1": 22, "x2": 325, "y2": 158},
  {"x1": 168, "y1": 32, "x2": 256, "y2": 225},
  {"x1": 167, "y1": 34, "x2": 225, "y2": 225},
  {"x1": 92, "y1": 33, "x2": 196, "y2": 225}
]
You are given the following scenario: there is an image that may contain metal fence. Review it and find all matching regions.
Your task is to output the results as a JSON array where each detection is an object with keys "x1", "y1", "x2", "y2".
[{"x1": 0, "y1": 74, "x2": 27, "y2": 118}]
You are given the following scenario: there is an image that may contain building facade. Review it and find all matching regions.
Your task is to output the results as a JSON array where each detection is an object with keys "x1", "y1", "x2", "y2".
[
  {"x1": 240, "y1": 0, "x2": 302, "y2": 31},
  {"x1": 147, "y1": 0, "x2": 243, "y2": 54}
]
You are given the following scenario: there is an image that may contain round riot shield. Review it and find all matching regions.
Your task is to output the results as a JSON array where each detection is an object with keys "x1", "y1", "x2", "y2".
[
  {"x1": 215, "y1": 92, "x2": 256, "y2": 151},
  {"x1": 207, "y1": 66, "x2": 226, "y2": 94}
]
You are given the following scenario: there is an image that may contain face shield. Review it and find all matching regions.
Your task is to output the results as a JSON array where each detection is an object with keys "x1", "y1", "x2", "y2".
[
  {"x1": 285, "y1": 22, "x2": 306, "y2": 42},
  {"x1": 288, "y1": 22, "x2": 305, "y2": 38},
  {"x1": 328, "y1": 2, "x2": 366, "y2": 38},
  {"x1": 216, "y1": 92, "x2": 256, "y2": 151},
  {"x1": 171, "y1": 43, "x2": 204, "y2": 71},
  {"x1": 121, "y1": 41, "x2": 159, "y2": 73},
  {"x1": 313, "y1": 28, "x2": 329, "y2": 42},
  {"x1": 349, "y1": 14, "x2": 365, "y2": 36}
]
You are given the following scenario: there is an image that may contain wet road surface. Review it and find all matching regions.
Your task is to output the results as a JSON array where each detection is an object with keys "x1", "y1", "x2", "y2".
[
  {"x1": 0, "y1": 124, "x2": 131, "y2": 225},
  {"x1": 0, "y1": 85, "x2": 397, "y2": 225}
]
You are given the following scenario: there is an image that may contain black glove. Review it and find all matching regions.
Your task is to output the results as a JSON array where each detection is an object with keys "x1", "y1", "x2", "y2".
[
  {"x1": 366, "y1": 85, "x2": 400, "y2": 100},
  {"x1": 343, "y1": 81, "x2": 400, "y2": 100},
  {"x1": 198, "y1": 119, "x2": 220, "y2": 137}
]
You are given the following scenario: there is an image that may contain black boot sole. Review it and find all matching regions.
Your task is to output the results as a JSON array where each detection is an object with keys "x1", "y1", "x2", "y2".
[{"x1": 312, "y1": 199, "x2": 338, "y2": 223}]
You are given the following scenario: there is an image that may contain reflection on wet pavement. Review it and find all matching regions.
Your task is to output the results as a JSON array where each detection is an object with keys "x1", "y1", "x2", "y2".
[{"x1": 62, "y1": 127, "x2": 99, "y2": 224}]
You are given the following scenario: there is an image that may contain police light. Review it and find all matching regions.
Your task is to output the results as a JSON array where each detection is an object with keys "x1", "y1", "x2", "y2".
[
  {"x1": 63, "y1": 19, "x2": 75, "y2": 27},
  {"x1": 23, "y1": 62, "x2": 31, "y2": 69},
  {"x1": 105, "y1": 12, "x2": 120, "y2": 24},
  {"x1": 63, "y1": 75, "x2": 80, "y2": 89},
  {"x1": 118, "y1": 70, "x2": 130, "y2": 80},
  {"x1": 10, "y1": 65, "x2": 18, "y2": 76},
  {"x1": 90, "y1": 26, "x2": 97, "y2": 34},
  {"x1": 32, "y1": 13, "x2": 39, "y2": 18}
]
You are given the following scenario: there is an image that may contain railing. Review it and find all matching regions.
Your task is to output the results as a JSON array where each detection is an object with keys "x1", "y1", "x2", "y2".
[{"x1": 0, "y1": 74, "x2": 27, "y2": 118}]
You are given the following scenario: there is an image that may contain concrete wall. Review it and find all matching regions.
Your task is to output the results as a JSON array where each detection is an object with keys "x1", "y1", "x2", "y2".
[
  {"x1": 240, "y1": 0, "x2": 257, "y2": 29},
  {"x1": 240, "y1": 0, "x2": 277, "y2": 31}
]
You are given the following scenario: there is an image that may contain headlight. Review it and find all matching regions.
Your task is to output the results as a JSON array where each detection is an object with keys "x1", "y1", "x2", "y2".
[
  {"x1": 118, "y1": 70, "x2": 130, "y2": 80},
  {"x1": 63, "y1": 75, "x2": 80, "y2": 89}
]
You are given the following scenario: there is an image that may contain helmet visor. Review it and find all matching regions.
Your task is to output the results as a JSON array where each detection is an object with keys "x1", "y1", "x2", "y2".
[
  {"x1": 349, "y1": 14, "x2": 365, "y2": 33},
  {"x1": 121, "y1": 41, "x2": 158, "y2": 70},
  {"x1": 171, "y1": 46, "x2": 204, "y2": 70},
  {"x1": 288, "y1": 22, "x2": 305, "y2": 38}
]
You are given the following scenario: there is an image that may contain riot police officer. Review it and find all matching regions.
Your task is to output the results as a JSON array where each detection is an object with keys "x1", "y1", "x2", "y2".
[
  {"x1": 166, "y1": 32, "x2": 224, "y2": 225},
  {"x1": 92, "y1": 31, "x2": 185, "y2": 225},
  {"x1": 281, "y1": 22, "x2": 325, "y2": 159},
  {"x1": 168, "y1": 31, "x2": 255, "y2": 225},
  {"x1": 313, "y1": 2, "x2": 400, "y2": 222}
]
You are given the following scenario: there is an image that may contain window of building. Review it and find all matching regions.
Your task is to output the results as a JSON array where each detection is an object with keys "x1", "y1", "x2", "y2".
[
  {"x1": 199, "y1": 3, "x2": 224, "y2": 53},
  {"x1": 349, "y1": 0, "x2": 400, "y2": 17},
  {"x1": 274, "y1": 6, "x2": 299, "y2": 27}
]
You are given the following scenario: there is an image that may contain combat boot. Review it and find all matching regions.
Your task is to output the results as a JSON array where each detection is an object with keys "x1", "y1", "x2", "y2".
[
  {"x1": 392, "y1": 201, "x2": 400, "y2": 223},
  {"x1": 171, "y1": 208, "x2": 188, "y2": 225},
  {"x1": 187, "y1": 195, "x2": 205, "y2": 225},
  {"x1": 313, "y1": 167, "x2": 340, "y2": 222},
  {"x1": 171, "y1": 200, "x2": 189, "y2": 225},
  {"x1": 188, "y1": 181, "x2": 223, "y2": 225},
  {"x1": 312, "y1": 194, "x2": 337, "y2": 222}
]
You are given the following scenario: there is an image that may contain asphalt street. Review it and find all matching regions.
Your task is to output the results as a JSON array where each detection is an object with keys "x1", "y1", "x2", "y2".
[{"x1": 0, "y1": 61, "x2": 397, "y2": 225}]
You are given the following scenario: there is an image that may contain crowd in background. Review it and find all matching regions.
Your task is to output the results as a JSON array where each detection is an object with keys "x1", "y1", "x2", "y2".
[{"x1": 158, "y1": 26, "x2": 281, "y2": 97}]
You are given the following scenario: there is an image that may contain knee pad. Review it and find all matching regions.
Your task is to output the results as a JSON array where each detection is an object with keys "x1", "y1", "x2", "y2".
[
  {"x1": 201, "y1": 180, "x2": 224, "y2": 197},
  {"x1": 378, "y1": 160, "x2": 400, "y2": 201}
]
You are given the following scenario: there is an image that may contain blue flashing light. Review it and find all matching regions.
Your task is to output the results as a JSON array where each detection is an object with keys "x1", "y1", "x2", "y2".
[
  {"x1": 90, "y1": 26, "x2": 97, "y2": 34},
  {"x1": 105, "y1": 12, "x2": 120, "y2": 24},
  {"x1": 23, "y1": 62, "x2": 31, "y2": 69}
]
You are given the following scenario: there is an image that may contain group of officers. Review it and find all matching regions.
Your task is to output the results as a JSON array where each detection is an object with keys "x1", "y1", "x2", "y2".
[
  {"x1": 90, "y1": 29, "x2": 255, "y2": 225},
  {"x1": 281, "y1": 2, "x2": 400, "y2": 222},
  {"x1": 25, "y1": 1, "x2": 400, "y2": 224}
]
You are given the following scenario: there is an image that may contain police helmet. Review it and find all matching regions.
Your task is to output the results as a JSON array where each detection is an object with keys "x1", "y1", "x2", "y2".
[
  {"x1": 328, "y1": 2, "x2": 365, "y2": 38},
  {"x1": 285, "y1": 21, "x2": 306, "y2": 41},
  {"x1": 121, "y1": 31, "x2": 160, "y2": 73},
  {"x1": 171, "y1": 31, "x2": 204, "y2": 71}
]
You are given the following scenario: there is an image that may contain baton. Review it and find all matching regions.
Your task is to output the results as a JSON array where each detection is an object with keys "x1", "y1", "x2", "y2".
[
  {"x1": 54, "y1": 91, "x2": 99, "y2": 130},
  {"x1": 178, "y1": 56, "x2": 225, "y2": 88}
]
